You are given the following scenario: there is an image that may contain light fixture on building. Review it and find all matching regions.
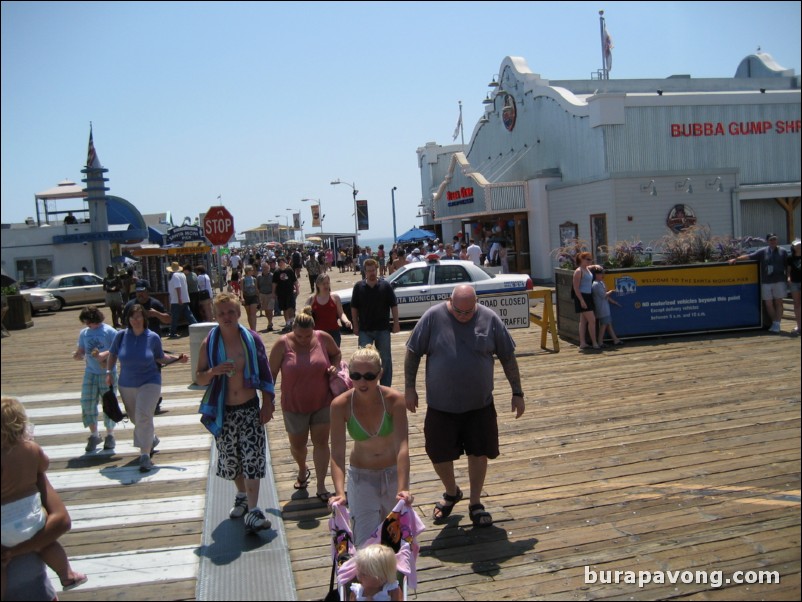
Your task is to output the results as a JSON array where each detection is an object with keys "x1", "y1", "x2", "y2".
[
  {"x1": 488, "y1": 75, "x2": 499, "y2": 88},
  {"x1": 675, "y1": 178, "x2": 693, "y2": 194},
  {"x1": 482, "y1": 94, "x2": 493, "y2": 105},
  {"x1": 640, "y1": 179, "x2": 657, "y2": 196},
  {"x1": 657, "y1": 89, "x2": 663, "y2": 96},
  {"x1": 706, "y1": 176, "x2": 724, "y2": 192}
]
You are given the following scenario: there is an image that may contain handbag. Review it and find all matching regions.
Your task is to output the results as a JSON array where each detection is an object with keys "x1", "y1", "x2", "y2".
[
  {"x1": 102, "y1": 386, "x2": 126, "y2": 423},
  {"x1": 329, "y1": 360, "x2": 353, "y2": 397}
]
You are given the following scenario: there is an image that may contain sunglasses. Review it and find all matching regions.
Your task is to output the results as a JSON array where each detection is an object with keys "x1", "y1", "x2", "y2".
[
  {"x1": 451, "y1": 303, "x2": 477, "y2": 316},
  {"x1": 349, "y1": 371, "x2": 378, "y2": 381}
]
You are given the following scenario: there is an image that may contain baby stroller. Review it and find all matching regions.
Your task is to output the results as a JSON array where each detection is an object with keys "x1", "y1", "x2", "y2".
[{"x1": 328, "y1": 500, "x2": 425, "y2": 601}]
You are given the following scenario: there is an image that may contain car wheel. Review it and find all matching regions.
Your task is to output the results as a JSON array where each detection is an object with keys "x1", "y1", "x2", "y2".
[{"x1": 53, "y1": 297, "x2": 64, "y2": 311}]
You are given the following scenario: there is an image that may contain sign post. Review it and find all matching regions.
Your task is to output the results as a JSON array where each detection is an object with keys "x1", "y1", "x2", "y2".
[{"x1": 203, "y1": 206, "x2": 235, "y2": 247}]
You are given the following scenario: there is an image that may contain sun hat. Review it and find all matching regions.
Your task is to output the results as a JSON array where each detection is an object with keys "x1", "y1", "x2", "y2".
[{"x1": 166, "y1": 261, "x2": 183, "y2": 273}]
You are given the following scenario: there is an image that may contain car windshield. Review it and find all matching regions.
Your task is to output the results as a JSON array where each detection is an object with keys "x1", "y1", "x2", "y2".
[{"x1": 40, "y1": 277, "x2": 58, "y2": 288}]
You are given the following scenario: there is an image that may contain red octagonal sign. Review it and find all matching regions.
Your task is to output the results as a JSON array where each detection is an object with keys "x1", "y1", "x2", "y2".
[{"x1": 204, "y1": 206, "x2": 235, "y2": 246}]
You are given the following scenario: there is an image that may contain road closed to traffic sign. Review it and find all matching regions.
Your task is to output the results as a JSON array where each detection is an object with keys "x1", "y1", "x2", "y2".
[
  {"x1": 203, "y1": 206, "x2": 235, "y2": 246},
  {"x1": 477, "y1": 291, "x2": 530, "y2": 329}
]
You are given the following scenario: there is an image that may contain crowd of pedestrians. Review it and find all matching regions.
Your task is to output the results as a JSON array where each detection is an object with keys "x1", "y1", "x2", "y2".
[{"x1": 9, "y1": 232, "x2": 799, "y2": 599}]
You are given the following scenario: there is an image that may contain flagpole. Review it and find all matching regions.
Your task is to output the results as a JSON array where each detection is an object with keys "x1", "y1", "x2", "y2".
[
  {"x1": 459, "y1": 100, "x2": 464, "y2": 145},
  {"x1": 599, "y1": 11, "x2": 607, "y2": 80}
]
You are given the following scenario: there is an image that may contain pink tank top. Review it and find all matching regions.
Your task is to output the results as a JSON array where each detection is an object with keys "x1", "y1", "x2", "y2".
[{"x1": 279, "y1": 331, "x2": 332, "y2": 413}]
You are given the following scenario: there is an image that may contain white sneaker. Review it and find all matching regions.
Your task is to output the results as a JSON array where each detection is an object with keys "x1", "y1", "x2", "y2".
[
  {"x1": 244, "y1": 508, "x2": 271, "y2": 533},
  {"x1": 229, "y1": 494, "x2": 248, "y2": 519}
]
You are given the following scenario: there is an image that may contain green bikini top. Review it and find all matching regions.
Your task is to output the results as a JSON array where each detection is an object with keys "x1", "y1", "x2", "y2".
[{"x1": 347, "y1": 388, "x2": 394, "y2": 441}]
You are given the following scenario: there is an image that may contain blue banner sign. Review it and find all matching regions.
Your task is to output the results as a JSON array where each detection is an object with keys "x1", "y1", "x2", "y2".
[{"x1": 604, "y1": 263, "x2": 761, "y2": 337}]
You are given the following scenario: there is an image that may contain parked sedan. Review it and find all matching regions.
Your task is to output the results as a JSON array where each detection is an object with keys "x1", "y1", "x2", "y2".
[
  {"x1": 334, "y1": 259, "x2": 534, "y2": 321},
  {"x1": 25, "y1": 290, "x2": 60, "y2": 314},
  {"x1": 21, "y1": 272, "x2": 105, "y2": 311}
]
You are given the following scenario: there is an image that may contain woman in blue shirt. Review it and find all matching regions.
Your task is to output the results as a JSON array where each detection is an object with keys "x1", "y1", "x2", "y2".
[{"x1": 106, "y1": 305, "x2": 187, "y2": 471}]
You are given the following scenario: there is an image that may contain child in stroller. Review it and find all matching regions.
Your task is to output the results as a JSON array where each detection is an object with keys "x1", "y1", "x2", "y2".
[{"x1": 329, "y1": 500, "x2": 424, "y2": 601}]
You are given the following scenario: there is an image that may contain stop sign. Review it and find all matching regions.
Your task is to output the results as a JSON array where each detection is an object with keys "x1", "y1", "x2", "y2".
[{"x1": 204, "y1": 206, "x2": 235, "y2": 246}]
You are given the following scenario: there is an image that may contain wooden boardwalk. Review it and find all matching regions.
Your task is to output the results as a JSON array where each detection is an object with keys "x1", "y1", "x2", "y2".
[{"x1": 1, "y1": 270, "x2": 799, "y2": 601}]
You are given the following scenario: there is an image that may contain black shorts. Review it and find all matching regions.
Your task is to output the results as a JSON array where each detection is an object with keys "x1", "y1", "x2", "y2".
[
  {"x1": 424, "y1": 404, "x2": 499, "y2": 463},
  {"x1": 243, "y1": 294, "x2": 259, "y2": 306},
  {"x1": 574, "y1": 292, "x2": 595, "y2": 313},
  {"x1": 277, "y1": 292, "x2": 296, "y2": 311}
]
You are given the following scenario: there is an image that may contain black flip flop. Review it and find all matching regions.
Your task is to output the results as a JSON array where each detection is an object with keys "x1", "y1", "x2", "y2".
[{"x1": 293, "y1": 468, "x2": 311, "y2": 489}]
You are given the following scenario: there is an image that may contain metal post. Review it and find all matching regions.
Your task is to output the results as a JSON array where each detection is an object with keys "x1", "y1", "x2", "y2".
[{"x1": 391, "y1": 186, "x2": 398, "y2": 243}]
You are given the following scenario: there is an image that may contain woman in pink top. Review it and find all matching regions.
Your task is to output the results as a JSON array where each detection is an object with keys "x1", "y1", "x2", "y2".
[
  {"x1": 269, "y1": 307, "x2": 341, "y2": 502},
  {"x1": 305, "y1": 274, "x2": 351, "y2": 347}
]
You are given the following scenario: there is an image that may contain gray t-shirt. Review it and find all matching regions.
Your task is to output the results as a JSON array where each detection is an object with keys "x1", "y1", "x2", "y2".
[{"x1": 406, "y1": 302, "x2": 516, "y2": 413}]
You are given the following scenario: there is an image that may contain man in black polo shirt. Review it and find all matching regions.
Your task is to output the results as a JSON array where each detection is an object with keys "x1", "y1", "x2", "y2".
[{"x1": 350, "y1": 258, "x2": 400, "y2": 386}]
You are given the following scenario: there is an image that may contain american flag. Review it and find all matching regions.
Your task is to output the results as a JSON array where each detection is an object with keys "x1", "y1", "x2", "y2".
[
  {"x1": 603, "y1": 23, "x2": 613, "y2": 71},
  {"x1": 86, "y1": 127, "x2": 101, "y2": 168}
]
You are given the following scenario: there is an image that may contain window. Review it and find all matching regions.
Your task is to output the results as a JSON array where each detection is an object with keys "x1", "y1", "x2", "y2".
[
  {"x1": 15, "y1": 257, "x2": 53, "y2": 284},
  {"x1": 393, "y1": 266, "x2": 429, "y2": 288},
  {"x1": 434, "y1": 265, "x2": 470, "y2": 285}
]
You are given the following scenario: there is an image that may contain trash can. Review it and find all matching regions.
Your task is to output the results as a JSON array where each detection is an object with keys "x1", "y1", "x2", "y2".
[
  {"x1": 4, "y1": 294, "x2": 33, "y2": 330},
  {"x1": 189, "y1": 322, "x2": 217, "y2": 384}
]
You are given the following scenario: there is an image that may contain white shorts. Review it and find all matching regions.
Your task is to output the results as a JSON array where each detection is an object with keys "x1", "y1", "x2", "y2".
[
  {"x1": 761, "y1": 281, "x2": 788, "y2": 301},
  {"x1": 1, "y1": 492, "x2": 46, "y2": 547}
]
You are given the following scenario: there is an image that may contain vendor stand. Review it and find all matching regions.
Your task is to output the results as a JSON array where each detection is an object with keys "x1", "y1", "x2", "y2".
[{"x1": 130, "y1": 243, "x2": 215, "y2": 307}]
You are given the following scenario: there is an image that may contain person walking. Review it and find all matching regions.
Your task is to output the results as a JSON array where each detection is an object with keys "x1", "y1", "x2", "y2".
[
  {"x1": 195, "y1": 293, "x2": 276, "y2": 533},
  {"x1": 166, "y1": 261, "x2": 197, "y2": 339},
  {"x1": 73, "y1": 306, "x2": 118, "y2": 452},
  {"x1": 102, "y1": 266, "x2": 124, "y2": 329},
  {"x1": 273, "y1": 257, "x2": 299, "y2": 333},
  {"x1": 404, "y1": 285, "x2": 525, "y2": 529},
  {"x1": 328, "y1": 345, "x2": 412, "y2": 546},
  {"x1": 269, "y1": 307, "x2": 341, "y2": 503},
  {"x1": 306, "y1": 273, "x2": 351, "y2": 347},
  {"x1": 195, "y1": 265, "x2": 215, "y2": 322},
  {"x1": 106, "y1": 305, "x2": 187, "y2": 471},
  {"x1": 240, "y1": 265, "x2": 259, "y2": 332},
  {"x1": 257, "y1": 261, "x2": 275, "y2": 332},
  {"x1": 183, "y1": 263, "x2": 201, "y2": 321},
  {"x1": 729, "y1": 233, "x2": 789, "y2": 333},
  {"x1": 350, "y1": 259, "x2": 400, "y2": 387}
]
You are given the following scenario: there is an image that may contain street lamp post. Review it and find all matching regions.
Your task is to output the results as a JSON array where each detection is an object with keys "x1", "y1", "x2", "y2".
[
  {"x1": 301, "y1": 198, "x2": 323, "y2": 234},
  {"x1": 391, "y1": 186, "x2": 398, "y2": 244},
  {"x1": 330, "y1": 179, "x2": 359, "y2": 248},
  {"x1": 275, "y1": 214, "x2": 289, "y2": 243}
]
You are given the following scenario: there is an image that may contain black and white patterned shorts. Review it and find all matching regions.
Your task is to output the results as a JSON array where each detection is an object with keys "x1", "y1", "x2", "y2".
[{"x1": 215, "y1": 397, "x2": 267, "y2": 480}]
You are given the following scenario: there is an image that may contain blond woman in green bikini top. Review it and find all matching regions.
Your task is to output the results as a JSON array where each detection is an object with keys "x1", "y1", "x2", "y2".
[{"x1": 329, "y1": 345, "x2": 413, "y2": 546}]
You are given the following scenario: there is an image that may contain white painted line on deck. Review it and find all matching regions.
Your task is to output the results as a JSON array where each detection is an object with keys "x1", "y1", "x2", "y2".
[
  {"x1": 48, "y1": 460, "x2": 209, "y2": 490},
  {"x1": 47, "y1": 545, "x2": 200, "y2": 591}
]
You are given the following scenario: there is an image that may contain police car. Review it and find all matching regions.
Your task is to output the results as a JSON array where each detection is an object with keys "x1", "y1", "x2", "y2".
[{"x1": 336, "y1": 259, "x2": 534, "y2": 321}]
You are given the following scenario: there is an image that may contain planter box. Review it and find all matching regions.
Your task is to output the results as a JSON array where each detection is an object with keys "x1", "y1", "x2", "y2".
[
  {"x1": 4, "y1": 294, "x2": 34, "y2": 330},
  {"x1": 556, "y1": 262, "x2": 762, "y2": 344}
]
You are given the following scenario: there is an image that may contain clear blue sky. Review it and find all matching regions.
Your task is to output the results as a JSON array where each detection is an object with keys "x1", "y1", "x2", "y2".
[{"x1": 2, "y1": 1, "x2": 800, "y2": 239}]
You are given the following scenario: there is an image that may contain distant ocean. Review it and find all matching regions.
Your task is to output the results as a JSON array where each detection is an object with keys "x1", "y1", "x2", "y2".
[{"x1": 357, "y1": 236, "x2": 395, "y2": 250}]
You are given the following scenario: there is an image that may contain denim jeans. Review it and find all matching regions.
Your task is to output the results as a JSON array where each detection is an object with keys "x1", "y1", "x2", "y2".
[
  {"x1": 169, "y1": 303, "x2": 197, "y2": 336},
  {"x1": 358, "y1": 329, "x2": 392, "y2": 386}
]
